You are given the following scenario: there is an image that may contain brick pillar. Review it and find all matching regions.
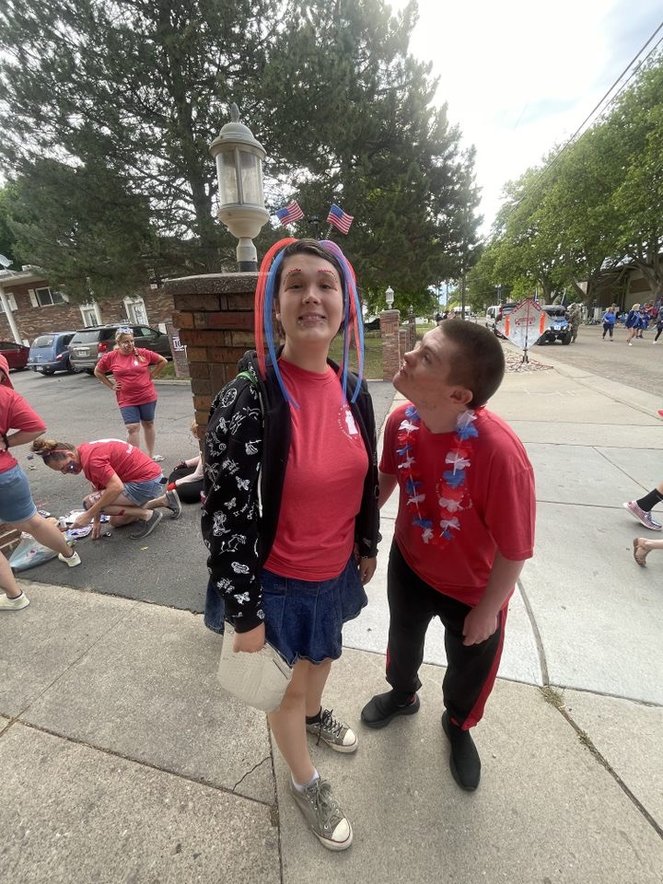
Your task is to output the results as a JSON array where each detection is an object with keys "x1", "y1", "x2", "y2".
[
  {"x1": 165, "y1": 272, "x2": 258, "y2": 429},
  {"x1": 380, "y1": 309, "x2": 401, "y2": 381}
]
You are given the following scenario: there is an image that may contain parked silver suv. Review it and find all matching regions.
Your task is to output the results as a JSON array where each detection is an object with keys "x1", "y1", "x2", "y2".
[{"x1": 68, "y1": 324, "x2": 173, "y2": 374}]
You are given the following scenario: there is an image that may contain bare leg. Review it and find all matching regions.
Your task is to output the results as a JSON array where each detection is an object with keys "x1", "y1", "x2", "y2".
[
  {"x1": 268, "y1": 660, "x2": 316, "y2": 784},
  {"x1": 14, "y1": 513, "x2": 75, "y2": 558},
  {"x1": 304, "y1": 659, "x2": 333, "y2": 717},
  {"x1": 142, "y1": 420, "x2": 156, "y2": 458},
  {"x1": 633, "y1": 536, "x2": 663, "y2": 566},
  {"x1": 0, "y1": 552, "x2": 23, "y2": 599},
  {"x1": 125, "y1": 422, "x2": 141, "y2": 450},
  {"x1": 83, "y1": 491, "x2": 150, "y2": 526}
]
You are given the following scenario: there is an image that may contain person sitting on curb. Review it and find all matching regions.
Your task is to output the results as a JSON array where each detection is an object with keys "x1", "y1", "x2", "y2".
[
  {"x1": 360, "y1": 320, "x2": 535, "y2": 792},
  {"x1": 32, "y1": 437, "x2": 181, "y2": 539},
  {"x1": 623, "y1": 481, "x2": 663, "y2": 532},
  {"x1": 166, "y1": 420, "x2": 204, "y2": 505},
  {"x1": 632, "y1": 537, "x2": 663, "y2": 567},
  {"x1": 0, "y1": 354, "x2": 81, "y2": 611}
]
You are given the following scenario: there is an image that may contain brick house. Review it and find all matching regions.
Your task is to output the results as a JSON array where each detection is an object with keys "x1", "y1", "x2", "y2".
[{"x1": 0, "y1": 267, "x2": 176, "y2": 345}]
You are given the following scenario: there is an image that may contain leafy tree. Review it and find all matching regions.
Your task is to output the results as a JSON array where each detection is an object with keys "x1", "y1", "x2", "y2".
[
  {"x1": 0, "y1": 185, "x2": 22, "y2": 268},
  {"x1": 609, "y1": 60, "x2": 663, "y2": 300},
  {"x1": 0, "y1": 0, "x2": 481, "y2": 304},
  {"x1": 9, "y1": 159, "x2": 154, "y2": 300}
]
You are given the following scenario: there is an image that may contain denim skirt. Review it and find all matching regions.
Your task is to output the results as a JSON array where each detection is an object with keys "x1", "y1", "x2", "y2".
[
  {"x1": 204, "y1": 555, "x2": 367, "y2": 666},
  {"x1": 0, "y1": 464, "x2": 38, "y2": 523}
]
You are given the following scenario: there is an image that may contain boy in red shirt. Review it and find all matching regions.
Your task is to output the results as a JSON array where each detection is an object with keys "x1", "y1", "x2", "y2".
[{"x1": 361, "y1": 320, "x2": 535, "y2": 791}]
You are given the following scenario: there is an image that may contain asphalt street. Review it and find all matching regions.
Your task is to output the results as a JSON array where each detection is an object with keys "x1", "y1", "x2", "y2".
[
  {"x1": 8, "y1": 368, "x2": 395, "y2": 612},
  {"x1": 521, "y1": 319, "x2": 663, "y2": 398}
]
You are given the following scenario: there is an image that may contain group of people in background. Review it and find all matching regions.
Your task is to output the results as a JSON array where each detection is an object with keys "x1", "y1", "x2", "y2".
[
  {"x1": 0, "y1": 327, "x2": 200, "y2": 611},
  {"x1": 623, "y1": 302, "x2": 663, "y2": 345}
]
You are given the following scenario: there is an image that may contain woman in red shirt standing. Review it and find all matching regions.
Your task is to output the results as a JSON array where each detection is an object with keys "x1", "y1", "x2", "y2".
[
  {"x1": 0, "y1": 355, "x2": 81, "y2": 612},
  {"x1": 94, "y1": 328, "x2": 168, "y2": 461}
]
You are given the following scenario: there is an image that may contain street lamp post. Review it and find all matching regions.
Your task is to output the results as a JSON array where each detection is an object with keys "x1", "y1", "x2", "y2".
[
  {"x1": 385, "y1": 285, "x2": 395, "y2": 309},
  {"x1": 210, "y1": 104, "x2": 269, "y2": 271}
]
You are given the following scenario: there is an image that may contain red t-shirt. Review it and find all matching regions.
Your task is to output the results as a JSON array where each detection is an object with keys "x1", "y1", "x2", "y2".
[
  {"x1": 0, "y1": 387, "x2": 46, "y2": 474},
  {"x1": 264, "y1": 359, "x2": 369, "y2": 581},
  {"x1": 78, "y1": 439, "x2": 162, "y2": 490},
  {"x1": 96, "y1": 348, "x2": 161, "y2": 407},
  {"x1": 381, "y1": 403, "x2": 535, "y2": 606}
]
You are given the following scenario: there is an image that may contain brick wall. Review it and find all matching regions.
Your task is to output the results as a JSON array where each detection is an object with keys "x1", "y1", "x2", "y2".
[
  {"x1": 165, "y1": 272, "x2": 257, "y2": 428},
  {"x1": 0, "y1": 280, "x2": 176, "y2": 344}
]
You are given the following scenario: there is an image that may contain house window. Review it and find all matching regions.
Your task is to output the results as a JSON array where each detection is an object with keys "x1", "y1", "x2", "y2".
[
  {"x1": 123, "y1": 296, "x2": 148, "y2": 325},
  {"x1": 34, "y1": 286, "x2": 66, "y2": 306},
  {"x1": 0, "y1": 293, "x2": 18, "y2": 313},
  {"x1": 80, "y1": 302, "x2": 101, "y2": 326}
]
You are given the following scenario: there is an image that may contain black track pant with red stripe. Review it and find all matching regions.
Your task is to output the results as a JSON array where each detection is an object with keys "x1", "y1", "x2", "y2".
[{"x1": 385, "y1": 542, "x2": 507, "y2": 730}]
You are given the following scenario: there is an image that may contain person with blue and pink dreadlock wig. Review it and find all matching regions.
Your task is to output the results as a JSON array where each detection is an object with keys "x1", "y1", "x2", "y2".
[{"x1": 202, "y1": 238, "x2": 379, "y2": 851}]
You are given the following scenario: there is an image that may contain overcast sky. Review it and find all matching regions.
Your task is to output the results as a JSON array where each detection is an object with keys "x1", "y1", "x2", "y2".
[{"x1": 389, "y1": 0, "x2": 662, "y2": 232}]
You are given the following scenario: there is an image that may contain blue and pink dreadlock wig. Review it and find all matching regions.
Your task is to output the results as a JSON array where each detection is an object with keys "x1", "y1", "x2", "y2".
[{"x1": 254, "y1": 238, "x2": 365, "y2": 406}]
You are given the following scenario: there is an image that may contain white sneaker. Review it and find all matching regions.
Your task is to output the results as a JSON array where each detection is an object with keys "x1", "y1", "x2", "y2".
[
  {"x1": 58, "y1": 549, "x2": 81, "y2": 567},
  {"x1": 0, "y1": 592, "x2": 30, "y2": 611}
]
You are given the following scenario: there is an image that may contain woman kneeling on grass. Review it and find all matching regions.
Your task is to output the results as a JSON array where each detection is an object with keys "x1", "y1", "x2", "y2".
[
  {"x1": 202, "y1": 238, "x2": 379, "y2": 851},
  {"x1": 32, "y1": 437, "x2": 182, "y2": 539}
]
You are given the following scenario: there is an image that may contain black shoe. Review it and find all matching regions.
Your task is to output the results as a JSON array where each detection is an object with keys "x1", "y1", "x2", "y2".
[
  {"x1": 441, "y1": 711, "x2": 481, "y2": 791},
  {"x1": 361, "y1": 690, "x2": 420, "y2": 729}
]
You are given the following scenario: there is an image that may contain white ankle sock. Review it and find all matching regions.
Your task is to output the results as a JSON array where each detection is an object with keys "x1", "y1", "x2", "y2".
[{"x1": 292, "y1": 770, "x2": 319, "y2": 792}]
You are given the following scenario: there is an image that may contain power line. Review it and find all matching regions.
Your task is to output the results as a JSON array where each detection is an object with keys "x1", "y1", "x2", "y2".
[{"x1": 502, "y1": 19, "x2": 663, "y2": 217}]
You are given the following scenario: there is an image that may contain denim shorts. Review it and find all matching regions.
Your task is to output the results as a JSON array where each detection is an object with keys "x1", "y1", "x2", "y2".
[
  {"x1": 0, "y1": 464, "x2": 38, "y2": 523},
  {"x1": 119, "y1": 400, "x2": 157, "y2": 424},
  {"x1": 204, "y1": 556, "x2": 368, "y2": 666},
  {"x1": 123, "y1": 476, "x2": 165, "y2": 505}
]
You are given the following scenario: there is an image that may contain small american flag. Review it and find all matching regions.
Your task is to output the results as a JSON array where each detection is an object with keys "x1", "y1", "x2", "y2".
[
  {"x1": 275, "y1": 200, "x2": 305, "y2": 226},
  {"x1": 326, "y1": 204, "x2": 354, "y2": 235}
]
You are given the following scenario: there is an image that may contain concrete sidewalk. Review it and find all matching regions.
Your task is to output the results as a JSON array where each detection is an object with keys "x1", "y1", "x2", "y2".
[{"x1": 2, "y1": 350, "x2": 663, "y2": 882}]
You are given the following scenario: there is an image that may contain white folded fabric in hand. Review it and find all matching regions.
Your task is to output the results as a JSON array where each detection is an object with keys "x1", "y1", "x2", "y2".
[{"x1": 217, "y1": 623, "x2": 292, "y2": 712}]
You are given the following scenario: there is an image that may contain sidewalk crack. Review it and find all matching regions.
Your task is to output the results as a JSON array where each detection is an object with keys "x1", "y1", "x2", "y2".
[
  {"x1": 516, "y1": 577, "x2": 548, "y2": 684},
  {"x1": 232, "y1": 755, "x2": 271, "y2": 792},
  {"x1": 542, "y1": 691, "x2": 663, "y2": 842}
]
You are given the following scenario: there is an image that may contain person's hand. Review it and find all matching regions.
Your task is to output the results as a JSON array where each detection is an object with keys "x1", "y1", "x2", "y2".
[
  {"x1": 72, "y1": 512, "x2": 93, "y2": 530},
  {"x1": 462, "y1": 605, "x2": 498, "y2": 646},
  {"x1": 175, "y1": 460, "x2": 187, "y2": 470},
  {"x1": 112, "y1": 379, "x2": 121, "y2": 391},
  {"x1": 233, "y1": 623, "x2": 265, "y2": 653},
  {"x1": 90, "y1": 517, "x2": 102, "y2": 540},
  {"x1": 359, "y1": 556, "x2": 377, "y2": 584}
]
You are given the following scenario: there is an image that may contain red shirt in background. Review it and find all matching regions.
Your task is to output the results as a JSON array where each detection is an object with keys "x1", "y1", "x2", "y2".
[
  {"x1": 0, "y1": 387, "x2": 46, "y2": 474},
  {"x1": 381, "y1": 403, "x2": 535, "y2": 607},
  {"x1": 78, "y1": 439, "x2": 162, "y2": 490},
  {"x1": 264, "y1": 359, "x2": 369, "y2": 581},
  {"x1": 96, "y1": 348, "x2": 161, "y2": 407}
]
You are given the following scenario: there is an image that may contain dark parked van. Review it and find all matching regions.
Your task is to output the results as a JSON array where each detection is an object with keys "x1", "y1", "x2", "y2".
[{"x1": 28, "y1": 332, "x2": 76, "y2": 375}]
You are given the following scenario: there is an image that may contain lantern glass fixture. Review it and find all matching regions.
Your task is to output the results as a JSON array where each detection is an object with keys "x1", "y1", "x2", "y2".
[
  {"x1": 210, "y1": 104, "x2": 269, "y2": 271},
  {"x1": 385, "y1": 285, "x2": 395, "y2": 308}
]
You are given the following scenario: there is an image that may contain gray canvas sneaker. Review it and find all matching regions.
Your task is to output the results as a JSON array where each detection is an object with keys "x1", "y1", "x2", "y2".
[
  {"x1": 290, "y1": 777, "x2": 353, "y2": 850},
  {"x1": 130, "y1": 510, "x2": 163, "y2": 539},
  {"x1": 306, "y1": 708, "x2": 358, "y2": 753}
]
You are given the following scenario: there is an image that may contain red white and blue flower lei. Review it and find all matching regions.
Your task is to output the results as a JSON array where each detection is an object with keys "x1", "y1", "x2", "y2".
[{"x1": 396, "y1": 405, "x2": 479, "y2": 546}]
